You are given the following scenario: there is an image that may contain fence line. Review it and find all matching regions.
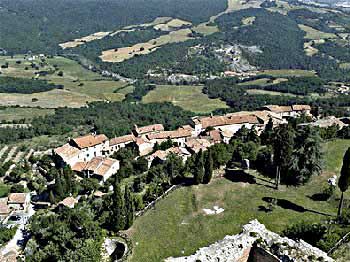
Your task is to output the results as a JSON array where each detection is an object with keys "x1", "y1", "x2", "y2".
[{"x1": 328, "y1": 230, "x2": 350, "y2": 255}]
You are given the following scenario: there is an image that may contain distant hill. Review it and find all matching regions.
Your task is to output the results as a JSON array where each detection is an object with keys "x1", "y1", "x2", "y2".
[{"x1": 0, "y1": 0, "x2": 227, "y2": 54}]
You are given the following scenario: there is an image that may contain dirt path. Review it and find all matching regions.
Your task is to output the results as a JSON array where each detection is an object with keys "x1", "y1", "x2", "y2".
[
  {"x1": 13, "y1": 151, "x2": 24, "y2": 163},
  {"x1": 0, "y1": 145, "x2": 9, "y2": 159},
  {"x1": 4, "y1": 147, "x2": 17, "y2": 163}
]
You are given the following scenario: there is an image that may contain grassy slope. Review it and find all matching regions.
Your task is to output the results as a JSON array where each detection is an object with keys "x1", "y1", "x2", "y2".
[
  {"x1": 128, "y1": 139, "x2": 350, "y2": 261},
  {"x1": 0, "y1": 56, "x2": 130, "y2": 108},
  {"x1": 0, "y1": 108, "x2": 54, "y2": 122},
  {"x1": 142, "y1": 85, "x2": 228, "y2": 113}
]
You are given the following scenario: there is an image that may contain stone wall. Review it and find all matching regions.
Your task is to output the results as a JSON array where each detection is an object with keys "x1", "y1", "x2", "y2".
[{"x1": 165, "y1": 220, "x2": 334, "y2": 262}]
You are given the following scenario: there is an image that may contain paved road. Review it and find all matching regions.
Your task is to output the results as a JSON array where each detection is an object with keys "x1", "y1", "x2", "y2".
[{"x1": 1, "y1": 203, "x2": 35, "y2": 256}]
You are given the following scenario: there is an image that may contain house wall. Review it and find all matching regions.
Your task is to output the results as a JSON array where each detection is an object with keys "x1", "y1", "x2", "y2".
[
  {"x1": 77, "y1": 142, "x2": 107, "y2": 162},
  {"x1": 101, "y1": 161, "x2": 120, "y2": 182}
]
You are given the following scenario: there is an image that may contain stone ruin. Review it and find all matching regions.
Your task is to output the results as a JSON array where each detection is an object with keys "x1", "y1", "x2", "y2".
[{"x1": 165, "y1": 220, "x2": 334, "y2": 262}]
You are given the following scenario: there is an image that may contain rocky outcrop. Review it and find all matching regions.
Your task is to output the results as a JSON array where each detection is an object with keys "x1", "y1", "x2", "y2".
[{"x1": 165, "y1": 220, "x2": 334, "y2": 262}]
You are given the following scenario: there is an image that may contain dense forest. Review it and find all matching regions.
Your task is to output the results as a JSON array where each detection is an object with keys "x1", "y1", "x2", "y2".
[
  {"x1": 203, "y1": 78, "x2": 350, "y2": 116},
  {"x1": 0, "y1": 76, "x2": 60, "y2": 94},
  {"x1": 0, "y1": 0, "x2": 227, "y2": 54},
  {"x1": 246, "y1": 77, "x2": 327, "y2": 96},
  {"x1": 0, "y1": 102, "x2": 193, "y2": 144}
]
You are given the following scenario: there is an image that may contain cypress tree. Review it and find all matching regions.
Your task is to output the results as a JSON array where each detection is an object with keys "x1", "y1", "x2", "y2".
[
  {"x1": 338, "y1": 147, "x2": 350, "y2": 219},
  {"x1": 111, "y1": 175, "x2": 125, "y2": 231},
  {"x1": 124, "y1": 186, "x2": 134, "y2": 229},
  {"x1": 273, "y1": 124, "x2": 295, "y2": 190},
  {"x1": 203, "y1": 149, "x2": 213, "y2": 184},
  {"x1": 194, "y1": 149, "x2": 204, "y2": 184}
]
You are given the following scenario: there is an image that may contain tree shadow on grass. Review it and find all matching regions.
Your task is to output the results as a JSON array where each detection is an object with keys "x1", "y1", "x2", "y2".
[
  {"x1": 224, "y1": 169, "x2": 276, "y2": 189},
  {"x1": 224, "y1": 169, "x2": 256, "y2": 184},
  {"x1": 262, "y1": 197, "x2": 333, "y2": 217},
  {"x1": 307, "y1": 193, "x2": 330, "y2": 202}
]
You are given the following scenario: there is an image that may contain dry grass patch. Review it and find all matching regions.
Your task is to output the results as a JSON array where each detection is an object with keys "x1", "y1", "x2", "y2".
[
  {"x1": 154, "y1": 19, "x2": 192, "y2": 31},
  {"x1": 142, "y1": 85, "x2": 228, "y2": 113},
  {"x1": 298, "y1": 24, "x2": 337, "y2": 40},
  {"x1": 100, "y1": 28, "x2": 194, "y2": 62},
  {"x1": 59, "y1": 31, "x2": 111, "y2": 49}
]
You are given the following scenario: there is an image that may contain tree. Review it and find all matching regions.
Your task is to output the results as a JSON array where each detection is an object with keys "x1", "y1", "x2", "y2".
[
  {"x1": 261, "y1": 118, "x2": 274, "y2": 145},
  {"x1": 110, "y1": 175, "x2": 125, "y2": 231},
  {"x1": 193, "y1": 149, "x2": 204, "y2": 184},
  {"x1": 203, "y1": 149, "x2": 213, "y2": 184},
  {"x1": 273, "y1": 124, "x2": 295, "y2": 190},
  {"x1": 338, "y1": 147, "x2": 350, "y2": 219},
  {"x1": 124, "y1": 186, "x2": 134, "y2": 229}
]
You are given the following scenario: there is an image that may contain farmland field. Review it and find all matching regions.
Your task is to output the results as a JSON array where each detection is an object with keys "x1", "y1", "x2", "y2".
[
  {"x1": 260, "y1": 69, "x2": 316, "y2": 77},
  {"x1": 142, "y1": 85, "x2": 228, "y2": 113},
  {"x1": 0, "y1": 107, "x2": 54, "y2": 122},
  {"x1": 0, "y1": 55, "x2": 130, "y2": 107},
  {"x1": 128, "y1": 139, "x2": 350, "y2": 262},
  {"x1": 246, "y1": 89, "x2": 298, "y2": 97},
  {"x1": 298, "y1": 24, "x2": 337, "y2": 40},
  {"x1": 100, "y1": 28, "x2": 194, "y2": 62}
]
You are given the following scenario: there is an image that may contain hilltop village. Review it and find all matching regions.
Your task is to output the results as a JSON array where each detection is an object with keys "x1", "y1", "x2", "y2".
[{"x1": 53, "y1": 104, "x2": 312, "y2": 183}]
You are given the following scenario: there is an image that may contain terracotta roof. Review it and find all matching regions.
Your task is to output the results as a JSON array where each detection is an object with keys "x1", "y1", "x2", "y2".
[
  {"x1": 94, "y1": 158, "x2": 118, "y2": 177},
  {"x1": 85, "y1": 157, "x2": 105, "y2": 171},
  {"x1": 59, "y1": 197, "x2": 78, "y2": 208},
  {"x1": 185, "y1": 138, "x2": 211, "y2": 153},
  {"x1": 147, "y1": 129, "x2": 192, "y2": 140},
  {"x1": 135, "y1": 124, "x2": 164, "y2": 135},
  {"x1": 8, "y1": 193, "x2": 28, "y2": 204},
  {"x1": 194, "y1": 115, "x2": 260, "y2": 129},
  {"x1": 135, "y1": 137, "x2": 151, "y2": 145},
  {"x1": 263, "y1": 105, "x2": 293, "y2": 113},
  {"x1": 0, "y1": 200, "x2": 9, "y2": 214},
  {"x1": 71, "y1": 162, "x2": 87, "y2": 172},
  {"x1": 72, "y1": 134, "x2": 108, "y2": 149},
  {"x1": 166, "y1": 147, "x2": 191, "y2": 156},
  {"x1": 209, "y1": 130, "x2": 222, "y2": 142},
  {"x1": 292, "y1": 105, "x2": 311, "y2": 111},
  {"x1": 150, "y1": 150, "x2": 169, "y2": 161},
  {"x1": 54, "y1": 143, "x2": 80, "y2": 161},
  {"x1": 180, "y1": 125, "x2": 194, "y2": 131},
  {"x1": 109, "y1": 134, "x2": 135, "y2": 146}
]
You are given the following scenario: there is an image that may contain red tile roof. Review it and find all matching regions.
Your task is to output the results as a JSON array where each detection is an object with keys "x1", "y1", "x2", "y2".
[
  {"x1": 72, "y1": 134, "x2": 108, "y2": 149},
  {"x1": 292, "y1": 105, "x2": 311, "y2": 111},
  {"x1": 54, "y1": 143, "x2": 80, "y2": 161},
  {"x1": 109, "y1": 134, "x2": 135, "y2": 146},
  {"x1": 194, "y1": 115, "x2": 260, "y2": 129},
  {"x1": 8, "y1": 193, "x2": 27, "y2": 204},
  {"x1": 59, "y1": 197, "x2": 78, "y2": 208},
  {"x1": 263, "y1": 105, "x2": 293, "y2": 113},
  {"x1": 147, "y1": 129, "x2": 192, "y2": 140},
  {"x1": 135, "y1": 124, "x2": 164, "y2": 135}
]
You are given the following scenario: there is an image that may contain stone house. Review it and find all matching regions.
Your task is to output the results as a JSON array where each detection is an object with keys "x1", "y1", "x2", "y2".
[
  {"x1": 191, "y1": 114, "x2": 261, "y2": 137},
  {"x1": 132, "y1": 124, "x2": 164, "y2": 138},
  {"x1": 146, "y1": 129, "x2": 192, "y2": 148},
  {"x1": 108, "y1": 134, "x2": 135, "y2": 155},
  {"x1": 7, "y1": 193, "x2": 30, "y2": 211},
  {"x1": 54, "y1": 133, "x2": 109, "y2": 167},
  {"x1": 72, "y1": 157, "x2": 120, "y2": 183}
]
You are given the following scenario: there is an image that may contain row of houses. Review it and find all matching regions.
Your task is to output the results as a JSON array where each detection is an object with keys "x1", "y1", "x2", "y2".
[{"x1": 53, "y1": 105, "x2": 312, "y2": 183}]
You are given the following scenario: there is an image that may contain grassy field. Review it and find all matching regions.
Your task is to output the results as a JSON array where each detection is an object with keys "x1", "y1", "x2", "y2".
[
  {"x1": 238, "y1": 77, "x2": 288, "y2": 87},
  {"x1": 298, "y1": 24, "x2": 337, "y2": 40},
  {"x1": 0, "y1": 107, "x2": 54, "y2": 122},
  {"x1": 246, "y1": 89, "x2": 298, "y2": 97},
  {"x1": 127, "y1": 139, "x2": 350, "y2": 261},
  {"x1": 0, "y1": 56, "x2": 130, "y2": 108},
  {"x1": 142, "y1": 85, "x2": 228, "y2": 113},
  {"x1": 100, "y1": 28, "x2": 194, "y2": 62},
  {"x1": 260, "y1": 69, "x2": 316, "y2": 77}
]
